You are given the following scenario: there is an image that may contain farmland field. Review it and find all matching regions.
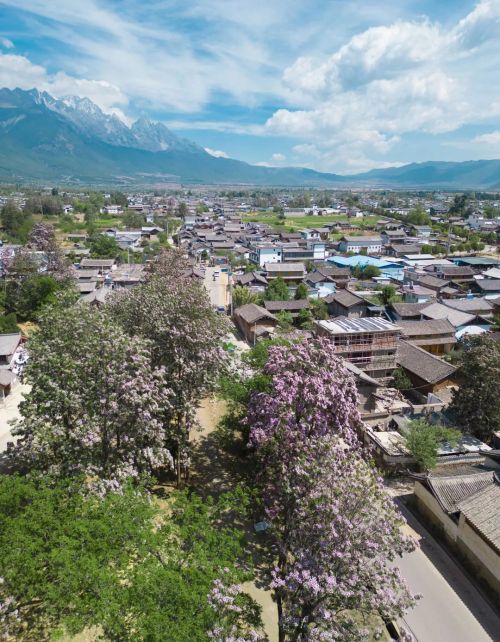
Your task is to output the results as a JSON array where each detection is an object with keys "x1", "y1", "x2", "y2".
[
  {"x1": 243, "y1": 212, "x2": 380, "y2": 232},
  {"x1": 242, "y1": 211, "x2": 385, "y2": 233}
]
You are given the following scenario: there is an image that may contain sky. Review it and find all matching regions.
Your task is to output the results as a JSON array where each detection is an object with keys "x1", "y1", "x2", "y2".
[{"x1": 1, "y1": 0, "x2": 500, "y2": 174}]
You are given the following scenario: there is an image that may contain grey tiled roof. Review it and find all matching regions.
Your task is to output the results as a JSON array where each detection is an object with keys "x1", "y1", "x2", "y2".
[
  {"x1": 420, "y1": 302, "x2": 476, "y2": 328},
  {"x1": 441, "y1": 298, "x2": 493, "y2": 314},
  {"x1": 391, "y1": 302, "x2": 427, "y2": 318},
  {"x1": 326, "y1": 289, "x2": 365, "y2": 308},
  {"x1": 397, "y1": 340, "x2": 456, "y2": 384},
  {"x1": 427, "y1": 471, "x2": 496, "y2": 513},
  {"x1": 0, "y1": 333, "x2": 21, "y2": 357},
  {"x1": 457, "y1": 482, "x2": 500, "y2": 549},
  {"x1": 477, "y1": 279, "x2": 500, "y2": 292},
  {"x1": 264, "y1": 299, "x2": 310, "y2": 312},
  {"x1": 234, "y1": 303, "x2": 276, "y2": 324},
  {"x1": 399, "y1": 318, "x2": 455, "y2": 337}
]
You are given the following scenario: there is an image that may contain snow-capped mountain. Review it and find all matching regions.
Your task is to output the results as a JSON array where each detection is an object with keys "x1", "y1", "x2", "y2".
[
  {"x1": 1, "y1": 87, "x2": 500, "y2": 187},
  {"x1": 24, "y1": 88, "x2": 201, "y2": 153}
]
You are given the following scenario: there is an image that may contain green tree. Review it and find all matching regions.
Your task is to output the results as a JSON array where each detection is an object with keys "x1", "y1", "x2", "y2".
[
  {"x1": 6, "y1": 275, "x2": 63, "y2": 321},
  {"x1": 0, "y1": 312, "x2": 20, "y2": 333},
  {"x1": 89, "y1": 234, "x2": 120, "y2": 258},
  {"x1": 0, "y1": 476, "x2": 262, "y2": 642},
  {"x1": 109, "y1": 191, "x2": 128, "y2": 208},
  {"x1": 0, "y1": 201, "x2": 33, "y2": 241},
  {"x1": 297, "y1": 307, "x2": 313, "y2": 329},
  {"x1": 233, "y1": 286, "x2": 261, "y2": 309},
  {"x1": 310, "y1": 298, "x2": 329, "y2": 320},
  {"x1": 273, "y1": 205, "x2": 285, "y2": 219},
  {"x1": 122, "y1": 210, "x2": 145, "y2": 228},
  {"x1": 294, "y1": 282, "x2": 308, "y2": 300},
  {"x1": 391, "y1": 367, "x2": 411, "y2": 391},
  {"x1": 264, "y1": 276, "x2": 289, "y2": 301},
  {"x1": 276, "y1": 310, "x2": 293, "y2": 330},
  {"x1": 176, "y1": 201, "x2": 188, "y2": 217},
  {"x1": 405, "y1": 420, "x2": 461, "y2": 471},
  {"x1": 449, "y1": 336, "x2": 500, "y2": 442},
  {"x1": 352, "y1": 264, "x2": 381, "y2": 279},
  {"x1": 448, "y1": 193, "x2": 468, "y2": 216},
  {"x1": 304, "y1": 259, "x2": 315, "y2": 272},
  {"x1": 407, "y1": 206, "x2": 431, "y2": 225},
  {"x1": 377, "y1": 284, "x2": 397, "y2": 306}
]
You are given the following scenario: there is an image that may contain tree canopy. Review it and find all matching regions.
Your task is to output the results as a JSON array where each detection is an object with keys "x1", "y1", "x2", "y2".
[
  {"x1": 404, "y1": 420, "x2": 461, "y2": 471},
  {"x1": 0, "y1": 476, "x2": 262, "y2": 642},
  {"x1": 449, "y1": 336, "x2": 500, "y2": 442},
  {"x1": 247, "y1": 339, "x2": 416, "y2": 641},
  {"x1": 10, "y1": 302, "x2": 174, "y2": 485},
  {"x1": 0, "y1": 201, "x2": 32, "y2": 242},
  {"x1": 264, "y1": 277, "x2": 289, "y2": 301}
]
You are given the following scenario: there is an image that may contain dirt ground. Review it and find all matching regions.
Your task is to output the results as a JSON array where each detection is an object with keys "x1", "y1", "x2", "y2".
[
  {"x1": 0, "y1": 382, "x2": 30, "y2": 453},
  {"x1": 193, "y1": 398, "x2": 279, "y2": 642}
]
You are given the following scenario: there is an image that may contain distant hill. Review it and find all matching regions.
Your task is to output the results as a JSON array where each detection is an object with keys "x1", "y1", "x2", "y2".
[{"x1": 0, "y1": 87, "x2": 499, "y2": 188}]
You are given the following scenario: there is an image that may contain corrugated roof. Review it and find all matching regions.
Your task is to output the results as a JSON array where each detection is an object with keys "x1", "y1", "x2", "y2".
[
  {"x1": 457, "y1": 482, "x2": 500, "y2": 550},
  {"x1": 427, "y1": 471, "x2": 496, "y2": 513},
  {"x1": 397, "y1": 340, "x2": 456, "y2": 384},
  {"x1": 318, "y1": 316, "x2": 400, "y2": 334}
]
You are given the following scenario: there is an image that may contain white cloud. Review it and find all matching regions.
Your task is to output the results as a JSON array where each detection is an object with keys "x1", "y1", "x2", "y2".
[
  {"x1": 267, "y1": 0, "x2": 500, "y2": 171},
  {"x1": 271, "y1": 152, "x2": 286, "y2": 162},
  {"x1": 204, "y1": 147, "x2": 229, "y2": 158},
  {"x1": 473, "y1": 130, "x2": 500, "y2": 145},
  {"x1": 2, "y1": 0, "x2": 500, "y2": 173},
  {"x1": 0, "y1": 38, "x2": 14, "y2": 49},
  {"x1": 0, "y1": 53, "x2": 128, "y2": 116}
]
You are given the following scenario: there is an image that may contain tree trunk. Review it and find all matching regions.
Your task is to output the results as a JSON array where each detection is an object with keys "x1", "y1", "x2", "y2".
[
  {"x1": 176, "y1": 450, "x2": 182, "y2": 487},
  {"x1": 277, "y1": 593, "x2": 285, "y2": 642}
]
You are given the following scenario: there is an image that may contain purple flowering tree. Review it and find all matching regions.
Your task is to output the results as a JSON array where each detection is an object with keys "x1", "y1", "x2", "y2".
[
  {"x1": 111, "y1": 257, "x2": 228, "y2": 484},
  {"x1": 247, "y1": 340, "x2": 416, "y2": 642},
  {"x1": 207, "y1": 573, "x2": 267, "y2": 642},
  {"x1": 10, "y1": 303, "x2": 174, "y2": 485},
  {"x1": 28, "y1": 222, "x2": 72, "y2": 281}
]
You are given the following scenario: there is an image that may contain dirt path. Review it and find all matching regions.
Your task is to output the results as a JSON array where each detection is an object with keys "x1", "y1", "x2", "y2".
[
  {"x1": 193, "y1": 398, "x2": 279, "y2": 642},
  {"x1": 0, "y1": 383, "x2": 30, "y2": 452}
]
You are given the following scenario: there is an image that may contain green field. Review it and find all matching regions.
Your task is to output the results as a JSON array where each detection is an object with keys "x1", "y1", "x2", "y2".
[{"x1": 242, "y1": 211, "x2": 383, "y2": 233}]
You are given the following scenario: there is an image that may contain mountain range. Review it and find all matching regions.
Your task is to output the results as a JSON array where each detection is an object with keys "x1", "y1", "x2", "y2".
[{"x1": 1, "y1": 87, "x2": 500, "y2": 188}]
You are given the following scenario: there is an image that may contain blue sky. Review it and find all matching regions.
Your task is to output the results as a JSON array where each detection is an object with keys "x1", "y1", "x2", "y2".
[{"x1": 1, "y1": 0, "x2": 500, "y2": 173}]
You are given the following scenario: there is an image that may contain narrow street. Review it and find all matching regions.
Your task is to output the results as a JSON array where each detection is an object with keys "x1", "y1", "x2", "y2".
[
  {"x1": 394, "y1": 497, "x2": 499, "y2": 642},
  {"x1": 203, "y1": 265, "x2": 230, "y2": 309}
]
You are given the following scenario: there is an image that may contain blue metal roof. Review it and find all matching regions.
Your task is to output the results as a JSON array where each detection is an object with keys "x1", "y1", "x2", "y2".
[{"x1": 327, "y1": 255, "x2": 401, "y2": 269}]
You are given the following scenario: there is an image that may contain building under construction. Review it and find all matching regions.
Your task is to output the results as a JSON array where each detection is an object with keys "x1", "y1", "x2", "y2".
[{"x1": 315, "y1": 316, "x2": 402, "y2": 380}]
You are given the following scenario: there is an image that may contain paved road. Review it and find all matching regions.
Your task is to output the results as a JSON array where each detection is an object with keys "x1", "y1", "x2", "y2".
[
  {"x1": 203, "y1": 266, "x2": 230, "y2": 309},
  {"x1": 395, "y1": 498, "x2": 499, "y2": 642}
]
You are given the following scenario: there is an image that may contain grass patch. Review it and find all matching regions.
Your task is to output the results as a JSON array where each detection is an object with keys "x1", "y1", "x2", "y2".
[{"x1": 242, "y1": 211, "x2": 383, "y2": 231}]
